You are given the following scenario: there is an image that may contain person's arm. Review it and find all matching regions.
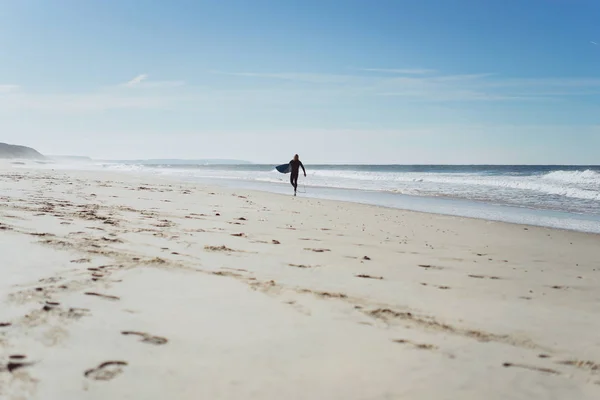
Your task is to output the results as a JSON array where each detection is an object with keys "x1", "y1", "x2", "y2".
[{"x1": 300, "y1": 161, "x2": 306, "y2": 176}]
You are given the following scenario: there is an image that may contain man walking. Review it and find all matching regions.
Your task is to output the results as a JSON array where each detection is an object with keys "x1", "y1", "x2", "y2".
[{"x1": 289, "y1": 154, "x2": 306, "y2": 196}]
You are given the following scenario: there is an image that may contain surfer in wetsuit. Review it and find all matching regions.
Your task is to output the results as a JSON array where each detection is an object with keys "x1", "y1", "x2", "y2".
[{"x1": 289, "y1": 154, "x2": 306, "y2": 196}]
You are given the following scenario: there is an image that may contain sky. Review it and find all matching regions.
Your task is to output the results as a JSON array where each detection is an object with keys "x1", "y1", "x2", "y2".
[{"x1": 1, "y1": 0, "x2": 599, "y2": 164}]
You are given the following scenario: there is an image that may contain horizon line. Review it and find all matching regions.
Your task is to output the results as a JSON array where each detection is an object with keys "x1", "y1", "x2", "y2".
[{"x1": 44, "y1": 157, "x2": 600, "y2": 167}]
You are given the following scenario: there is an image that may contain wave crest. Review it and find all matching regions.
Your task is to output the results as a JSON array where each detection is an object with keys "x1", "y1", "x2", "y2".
[{"x1": 542, "y1": 169, "x2": 600, "y2": 184}]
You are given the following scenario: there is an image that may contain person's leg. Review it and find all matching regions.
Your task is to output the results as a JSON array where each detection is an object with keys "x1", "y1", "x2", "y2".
[{"x1": 291, "y1": 173, "x2": 298, "y2": 194}]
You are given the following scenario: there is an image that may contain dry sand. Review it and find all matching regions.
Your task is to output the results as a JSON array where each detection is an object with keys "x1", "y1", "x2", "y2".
[{"x1": 1, "y1": 164, "x2": 600, "y2": 399}]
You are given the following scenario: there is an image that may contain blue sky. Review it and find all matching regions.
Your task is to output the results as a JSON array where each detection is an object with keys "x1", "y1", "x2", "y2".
[{"x1": 1, "y1": 0, "x2": 599, "y2": 163}]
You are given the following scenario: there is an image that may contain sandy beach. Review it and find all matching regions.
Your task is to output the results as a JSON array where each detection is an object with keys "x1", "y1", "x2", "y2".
[{"x1": 1, "y1": 163, "x2": 600, "y2": 399}]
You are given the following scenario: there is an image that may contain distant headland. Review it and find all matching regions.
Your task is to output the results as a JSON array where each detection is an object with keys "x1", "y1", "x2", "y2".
[{"x1": 0, "y1": 143, "x2": 46, "y2": 160}]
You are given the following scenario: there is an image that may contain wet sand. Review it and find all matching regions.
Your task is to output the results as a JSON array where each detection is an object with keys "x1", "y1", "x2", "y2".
[{"x1": 1, "y1": 165, "x2": 600, "y2": 399}]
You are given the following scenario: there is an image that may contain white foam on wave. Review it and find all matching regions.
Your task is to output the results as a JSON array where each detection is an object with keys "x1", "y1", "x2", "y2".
[
  {"x1": 102, "y1": 163, "x2": 146, "y2": 172},
  {"x1": 157, "y1": 166, "x2": 600, "y2": 204},
  {"x1": 542, "y1": 169, "x2": 600, "y2": 184},
  {"x1": 309, "y1": 169, "x2": 600, "y2": 201}
]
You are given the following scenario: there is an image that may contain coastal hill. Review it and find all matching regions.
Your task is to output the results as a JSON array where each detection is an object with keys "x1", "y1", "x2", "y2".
[{"x1": 0, "y1": 142, "x2": 46, "y2": 160}]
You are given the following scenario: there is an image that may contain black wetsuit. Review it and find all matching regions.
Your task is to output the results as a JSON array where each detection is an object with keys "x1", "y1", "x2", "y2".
[{"x1": 289, "y1": 159, "x2": 306, "y2": 193}]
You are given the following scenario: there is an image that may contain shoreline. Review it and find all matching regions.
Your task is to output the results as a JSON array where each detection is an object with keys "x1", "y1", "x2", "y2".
[
  {"x1": 169, "y1": 174, "x2": 600, "y2": 235},
  {"x1": 10, "y1": 161, "x2": 600, "y2": 234},
  {"x1": 2, "y1": 165, "x2": 600, "y2": 398},
  {"x1": 194, "y1": 176, "x2": 600, "y2": 235}
]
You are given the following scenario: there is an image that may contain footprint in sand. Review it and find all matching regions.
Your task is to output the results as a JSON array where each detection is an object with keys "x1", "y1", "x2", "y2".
[
  {"x1": 418, "y1": 264, "x2": 443, "y2": 270},
  {"x1": 101, "y1": 236, "x2": 123, "y2": 243},
  {"x1": 355, "y1": 274, "x2": 383, "y2": 280},
  {"x1": 84, "y1": 292, "x2": 120, "y2": 301},
  {"x1": 84, "y1": 361, "x2": 128, "y2": 381},
  {"x1": 204, "y1": 245, "x2": 238, "y2": 252},
  {"x1": 557, "y1": 359, "x2": 600, "y2": 371},
  {"x1": 468, "y1": 274, "x2": 502, "y2": 280},
  {"x1": 212, "y1": 270, "x2": 244, "y2": 278},
  {"x1": 2, "y1": 359, "x2": 35, "y2": 373},
  {"x1": 42, "y1": 301, "x2": 60, "y2": 311},
  {"x1": 121, "y1": 331, "x2": 168, "y2": 345},
  {"x1": 297, "y1": 289, "x2": 347, "y2": 299},
  {"x1": 393, "y1": 339, "x2": 437, "y2": 350},
  {"x1": 71, "y1": 258, "x2": 91, "y2": 264},
  {"x1": 502, "y1": 362, "x2": 559, "y2": 375},
  {"x1": 304, "y1": 248, "x2": 331, "y2": 253},
  {"x1": 29, "y1": 232, "x2": 53, "y2": 237},
  {"x1": 289, "y1": 264, "x2": 314, "y2": 269}
]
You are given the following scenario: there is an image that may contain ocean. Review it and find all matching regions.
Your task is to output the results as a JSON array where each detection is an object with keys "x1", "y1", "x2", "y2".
[{"x1": 37, "y1": 162, "x2": 600, "y2": 233}]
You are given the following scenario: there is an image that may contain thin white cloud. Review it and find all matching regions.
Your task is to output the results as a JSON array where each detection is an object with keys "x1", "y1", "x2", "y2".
[
  {"x1": 429, "y1": 73, "x2": 494, "y2": 82},
  {"x1": 123, "y1": 74, "x2": 184, "y2": 88},
  {"x1": 0, "y1": 74, "x2": 188, "y2": 112},
  {"x1": 125, "y1": 74, "x2": 149, "y2": 87},
  {"x1": 137, "y1": 80, "x2": 185, "y2": 88},
  {"x1": 591, "y1": 41, "x2": 598, "y2": 45},
  {"x1": 359, "y1": 68, "x2": 436, "y2": 75},
  {"x1": 3, "y1": 67, "x2": 600, "y2": 115},
  {"x1": 213, "y1": 70, "x2": 511, "y2": 101},
  {"x1": 376, "y1": 74, "x2": 600, "y2": 101},
  {"x1": 0, "y1": 77, "x2": 187, "y2": 112},
  {"x1": 484, "y1": 78, "x2": 600, "y2": 88},
  {"x1": 368, "y1": 73, "x2": 507, "y2": 101},
  {"x1": 0, "y1": 92, "x2": 172, "y2": 112},
  {"x1": 211, "y1": 71, "x2": 356, "y2": 84},
  {"x1": 215, "y1": 69, "x2": 492, "y2": 87},
  {"x1": 378, "y1": 90, "x2": 544, "y2": 102}
]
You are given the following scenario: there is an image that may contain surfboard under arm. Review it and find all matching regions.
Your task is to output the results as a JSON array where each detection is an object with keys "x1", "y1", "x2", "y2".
[{"x1": 276, "y1": 163, "x2": 291, "y2": 174}]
